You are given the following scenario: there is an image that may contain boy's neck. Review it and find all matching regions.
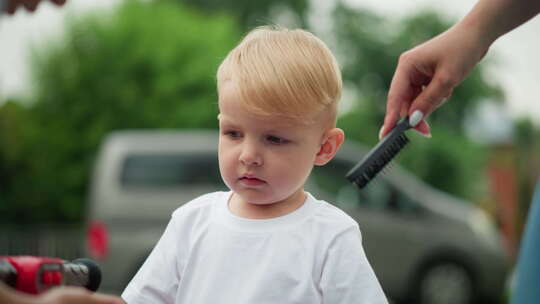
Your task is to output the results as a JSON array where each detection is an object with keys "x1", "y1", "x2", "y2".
[{"x1": 228, "y1": 190, "x2": 307, "y2": 219}]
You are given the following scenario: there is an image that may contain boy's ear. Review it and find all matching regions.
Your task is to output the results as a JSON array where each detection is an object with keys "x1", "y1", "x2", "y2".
[{"x1": 314, "y1": 128, "x2": 345, "y2": 166}]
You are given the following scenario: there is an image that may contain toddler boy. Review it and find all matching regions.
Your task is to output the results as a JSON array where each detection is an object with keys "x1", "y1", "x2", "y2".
[{"x1": 121, "y1": 26, "x2": 387, "y2": 304}]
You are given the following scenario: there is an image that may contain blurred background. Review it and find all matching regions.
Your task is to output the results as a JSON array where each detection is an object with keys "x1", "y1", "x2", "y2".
[{"x1": 1, "y1": 0, "x2": 539, "y2": 303}]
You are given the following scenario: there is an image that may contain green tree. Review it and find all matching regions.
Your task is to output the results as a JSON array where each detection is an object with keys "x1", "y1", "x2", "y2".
[
  {"x1": 174, "y1": 0, "x2": 309, "y2": 30},
  {"x1": 332, "y1": 3, "x2": 503, "y2": 200},
  {"x1": 1, "y1": 1, "x2": 507, "y2": 225},
  {"x1": 1, "y1": 0, "x2": 239, "y2": 224},
  {"x1": 0, "y1": 101, "x2": 39, "y2": 222}
]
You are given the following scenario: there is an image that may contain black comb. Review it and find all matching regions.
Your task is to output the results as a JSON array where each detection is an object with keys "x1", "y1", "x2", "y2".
[{"x1": 346, "y1": 117, "x2": 412, "y2": 189}]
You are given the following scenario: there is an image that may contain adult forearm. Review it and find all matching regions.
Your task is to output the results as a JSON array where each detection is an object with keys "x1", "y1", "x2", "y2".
[
  {"x1": 459, "y1": 0, "x2": 540, "y2": 49},
  {"x1": 0, "y1": 282, "x2": 34, "y2": 304}
]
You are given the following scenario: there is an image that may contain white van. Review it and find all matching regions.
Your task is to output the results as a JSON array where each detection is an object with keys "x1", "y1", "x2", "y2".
[{"x1": 86, "y1": 130, "x2": 508, "y2": 304}]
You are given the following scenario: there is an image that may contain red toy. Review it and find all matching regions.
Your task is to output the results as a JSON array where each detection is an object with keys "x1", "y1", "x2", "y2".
[{"x1": 0, "y1": 256, "x2": 101, "y2": 294}]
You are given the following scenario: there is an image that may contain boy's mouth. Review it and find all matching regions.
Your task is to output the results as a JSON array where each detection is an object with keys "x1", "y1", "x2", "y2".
[{"x1": 239, "y1": 175, "x2": 266, "y2": 186}]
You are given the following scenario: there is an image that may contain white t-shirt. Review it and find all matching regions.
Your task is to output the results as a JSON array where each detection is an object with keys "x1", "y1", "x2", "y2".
[{"x1": 122, "y1": 191, "x2": 388, "y2": 304}]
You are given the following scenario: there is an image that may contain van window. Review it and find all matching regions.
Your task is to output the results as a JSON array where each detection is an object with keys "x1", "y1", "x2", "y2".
[
  {"x1": 311, "y1": 159, "x2": 364, "y2": 209},
  {"x1": 311, "y1": 159, "x2": 352, "y2": 198},
  {"x1": 120, "y1": 153, "x2": 225, "y2": 189}
]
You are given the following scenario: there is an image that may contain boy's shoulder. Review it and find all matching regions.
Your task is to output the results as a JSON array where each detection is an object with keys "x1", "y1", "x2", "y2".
[
  {"x1": 171, "y1": 191, "x2": 227, "y2": 219},
  {"x1": 308, "y1": 193, "x2": 359, "y2": 232}
]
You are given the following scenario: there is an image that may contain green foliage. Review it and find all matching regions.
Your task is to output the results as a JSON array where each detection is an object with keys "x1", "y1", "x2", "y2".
[
  {"x1": 333, "y1": 3, "x2": 502, "y2": 201},
  {"x1": 173, "y1": 0, "x2": 309, "y2": 30},
  {"x1": 0, "y1": 1, "x2": 508, "y2": 224},
  {"x1": 398, "y1": 128, "x2": 488, "y2": 199},
  {"x1": 1, "y1": 0, "x2": 239, "y2": 224},
  {"x1": 334, "y1": 4, "x2": 503, "y2": 131},
  {"x1": 0, "y1": 101, "x2": 34, "y2": 221}
]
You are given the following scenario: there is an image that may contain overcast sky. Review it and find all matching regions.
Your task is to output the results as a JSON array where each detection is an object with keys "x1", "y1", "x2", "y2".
[{"x1": 1, "y1": 0, "x2": 539, "y2": 125}]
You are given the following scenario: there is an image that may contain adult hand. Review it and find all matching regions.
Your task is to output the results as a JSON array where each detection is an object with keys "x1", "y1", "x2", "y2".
[
  {"x1": 5, "y1": 0, "x2": 66, "y2": 14},
  {"x1": 35, "y1": 287, "x2": 124, "y2": 304},
  {"x1": 1, "y1": 282, "x2": 125, "y2": 304},
  {"x1": 380, "y1": 23, "x2": 490, "y2": 139}
]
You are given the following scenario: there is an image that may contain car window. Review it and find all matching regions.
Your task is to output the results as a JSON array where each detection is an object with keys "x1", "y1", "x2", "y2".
[
  {"x1": 388, "y1": 188, "x2": 418, "y2": 213},
  {"x1": 311, "y1": 160, "x2": 352, "y2": 199},
  {"x1": 311, "y1": 159, "x2": 369, "y2": 209},
  {"x1": 359, "y1": 180, "x2": 391, "y2": 210},
  {"x1": 120, "y1": 153, "x2": 226, "y2": 189}
]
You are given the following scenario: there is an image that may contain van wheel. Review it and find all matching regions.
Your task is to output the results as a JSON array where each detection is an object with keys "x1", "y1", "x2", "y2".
[{"x1": 417, "y1": 262, "x2": 474, "y2": 304}]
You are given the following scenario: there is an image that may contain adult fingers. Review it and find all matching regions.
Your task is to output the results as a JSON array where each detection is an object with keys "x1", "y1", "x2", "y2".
[
  {"x1": 381, "y1": 58, "x2": 415, "y2": 139},
  {"x1": 413, "y1": 119, "x2": 431, "y2": 137},
  {"x1": 6, "y1": 0, "x2": 18, "y2": 14},
  {"x1": 42, "y1": 287, "x2": 125, "y2": 304},
  {"x1": 4, "y1": 0, "x2": 65, "y2": 14},
  {"x1": 381, "y1": 95, "x2": 402, "y2": 140},
  {"x1": 399, "y1": 101, "x2": 409, "y2": 118},
  {"x1": 49, "y1": 0, "x2": 66, "y2": 6},
  {"x1": 408, "y1": 70, "x2": 455, "y2": 127},
  {"x1": 20, "y1": 0, "x2": 40, "y2": 11},
  {"x1": 87, "y1": 293, "x2": 125, "y2": 304}
]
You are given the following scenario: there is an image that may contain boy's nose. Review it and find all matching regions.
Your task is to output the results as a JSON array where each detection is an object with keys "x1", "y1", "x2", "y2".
[{"x1": 239, "y1": 143, "x2": 262, "y2": 166}]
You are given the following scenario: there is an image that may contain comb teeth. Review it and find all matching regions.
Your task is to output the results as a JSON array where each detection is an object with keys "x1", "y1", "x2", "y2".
[
  {"x1": 346, "y1": 118, "x2": 411, "y2": 189},
  {"x1": 363, "y1": 135, "x2": 408, "y2": 179}
]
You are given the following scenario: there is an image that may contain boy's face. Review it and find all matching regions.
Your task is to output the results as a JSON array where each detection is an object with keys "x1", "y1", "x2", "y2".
[{"x1": 218, "y1": 82, "x2": 327, "y2": 206}]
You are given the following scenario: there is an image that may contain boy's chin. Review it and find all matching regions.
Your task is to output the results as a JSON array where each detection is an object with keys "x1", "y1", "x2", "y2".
[
  {"x1": 234, "y1": 189, "x2": 302, "y2": 206},
  {"x1": 234, "y1": 192, "x2": 276, "y2": 205}
]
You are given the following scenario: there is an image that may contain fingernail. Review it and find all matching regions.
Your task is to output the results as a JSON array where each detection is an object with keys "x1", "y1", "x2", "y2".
[
  {"x1": 409, "y1": 110, "x2": 423, "y2": 127},
  {"x1": 379, "y1": 126, "x2": 385, "y2": 140},
  {"x1": 413, "y1": 129, "x2": 432, "y2": 138}
]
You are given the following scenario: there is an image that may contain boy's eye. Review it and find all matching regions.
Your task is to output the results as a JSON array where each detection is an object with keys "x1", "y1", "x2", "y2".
[
  {"x1": 224, "y1": 130, "x2": 241, "y2": 138},
  {"x1": 266, "y1": 135, "x2": 288, "y2": 145}
]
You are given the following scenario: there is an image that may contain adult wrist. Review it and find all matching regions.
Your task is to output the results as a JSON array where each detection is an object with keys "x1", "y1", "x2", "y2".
[{"x1": 452, "y1": 19, "x2": 493, "y2": 63}]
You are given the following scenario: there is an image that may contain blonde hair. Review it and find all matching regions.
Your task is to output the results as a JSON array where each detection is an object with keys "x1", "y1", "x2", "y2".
[{"x1": 217, "y1": 26, "x2": 342, "y2": 125}]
